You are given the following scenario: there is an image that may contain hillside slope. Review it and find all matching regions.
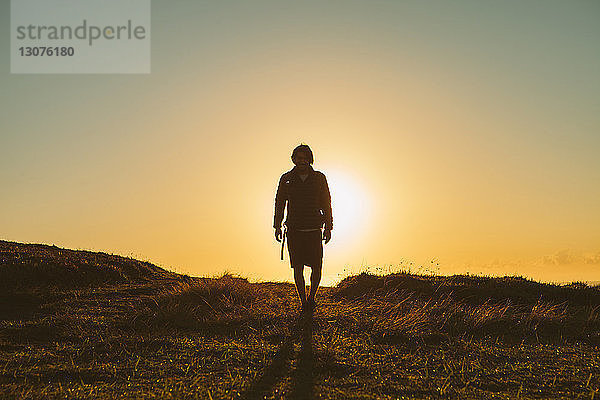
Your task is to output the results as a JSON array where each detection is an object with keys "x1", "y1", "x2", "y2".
[
  {"x1": 0, "y1": 240, "x2": 173, "y2": 290},
  {"x1": 1, "y1": 241, "x2": 599, "y2": 399}
]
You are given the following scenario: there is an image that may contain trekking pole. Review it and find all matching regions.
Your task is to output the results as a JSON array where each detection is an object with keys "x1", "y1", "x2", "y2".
[{"x1": 280, "y1": 226, "x2": 287, "y2": 261}]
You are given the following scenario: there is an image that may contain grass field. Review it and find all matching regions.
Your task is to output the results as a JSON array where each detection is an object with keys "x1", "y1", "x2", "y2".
[{"x1": 1, "y1": 240, "x2": 599, "y2": 399}]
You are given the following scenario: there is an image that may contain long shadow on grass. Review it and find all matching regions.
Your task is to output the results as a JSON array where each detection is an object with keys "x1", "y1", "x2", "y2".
[
  {"x1": 241, "y1": 313, "x2": 315, "y2": 400},
  {"x1": 288, "y1": 313, "x2": 314, "y2": 399}
]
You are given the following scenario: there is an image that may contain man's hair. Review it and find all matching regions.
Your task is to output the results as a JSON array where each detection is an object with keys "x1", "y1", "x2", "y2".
[{"x1": 291, "y1": 144, "x2": 314, "y2": 164}]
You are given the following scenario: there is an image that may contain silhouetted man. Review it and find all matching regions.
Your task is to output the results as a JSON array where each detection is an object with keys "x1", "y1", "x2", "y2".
[{"x1": 274, "y1": 144, "x2": 333, "y2": 312}]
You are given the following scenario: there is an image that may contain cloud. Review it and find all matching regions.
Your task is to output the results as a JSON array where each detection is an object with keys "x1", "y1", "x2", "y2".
[
  {"x1": 583, "y1": 253, "x2": 600, "y2": 265},
  {"x1": 445, "y1": 249, "x2": 600, "y2": 284},
  {"x1": 540, "y1": 249, "x2": 600, "y2": 266}
]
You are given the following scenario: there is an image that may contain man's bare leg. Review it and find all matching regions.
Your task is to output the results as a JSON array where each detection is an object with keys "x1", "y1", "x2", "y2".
[
  {"x1": 293, "y1": 265, "x2": 307, "y2": 308},
  {"x1": 307, "y1": 263, "x2": 322, "y2": 305}
]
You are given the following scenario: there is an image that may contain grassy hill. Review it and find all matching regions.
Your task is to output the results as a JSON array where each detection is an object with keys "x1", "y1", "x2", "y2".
[
  {"x1": 0, "y1": 240, "x2": 171, "y2": 289},
  {"x1": 1, "y1": 240, "x2": 599, "y2": 399}
]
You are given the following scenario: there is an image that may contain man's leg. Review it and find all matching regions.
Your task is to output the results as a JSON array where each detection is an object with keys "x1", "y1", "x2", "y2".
[
  {"x1": 307, "y1": 261, "x2": 322, "y2": 305},
  {"x1": 293, "y1": 265, "x2": 307, "y2": 307}
]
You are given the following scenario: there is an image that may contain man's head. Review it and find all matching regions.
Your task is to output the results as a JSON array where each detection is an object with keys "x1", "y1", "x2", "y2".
[{"x1": 291, "y1": 144, "x2": 314, "y2": 167}]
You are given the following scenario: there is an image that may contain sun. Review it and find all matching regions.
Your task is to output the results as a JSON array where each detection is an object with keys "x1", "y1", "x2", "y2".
[{"x1": 325, "y1": 169, "x2": 371, "y2": 246}]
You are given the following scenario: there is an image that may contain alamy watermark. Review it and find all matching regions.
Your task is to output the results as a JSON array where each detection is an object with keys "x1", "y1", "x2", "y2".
[{"x1": 11, "y1": 0, "x2": 151, "y2": 73}]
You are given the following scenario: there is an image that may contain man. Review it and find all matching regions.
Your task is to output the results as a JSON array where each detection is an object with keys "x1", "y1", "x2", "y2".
[{"x1": 274, "y1": 144, "x2": 333, "y2": 312}]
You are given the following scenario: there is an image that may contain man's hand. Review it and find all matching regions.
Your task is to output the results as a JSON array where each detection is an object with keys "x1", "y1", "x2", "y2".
[
  {"x1": 323, "y1": 229, "x2": 332, "y2": 244},
  {"x1": 275, "y1": 227, "x2": 283, "y2": 242}
]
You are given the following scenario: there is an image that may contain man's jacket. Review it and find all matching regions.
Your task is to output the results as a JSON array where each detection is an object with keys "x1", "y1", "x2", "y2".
[{"x1": 273, "y1": 165, "x2": 333, "y2": 231}]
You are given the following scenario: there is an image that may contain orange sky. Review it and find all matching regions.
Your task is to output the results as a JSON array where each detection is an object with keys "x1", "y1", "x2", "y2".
[{"x1": 1, "y1": 1, "x2": 599, "y2": 284}]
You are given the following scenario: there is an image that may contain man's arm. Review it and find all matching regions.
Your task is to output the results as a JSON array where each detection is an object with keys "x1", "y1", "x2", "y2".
[{"x1": 273, "y1": 175, "x2": 287, "y2": 241}]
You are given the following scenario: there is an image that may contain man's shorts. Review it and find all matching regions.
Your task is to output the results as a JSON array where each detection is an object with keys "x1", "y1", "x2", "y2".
[{"x1": 286, "y1": 229, "x2": 323, "y2": 269}]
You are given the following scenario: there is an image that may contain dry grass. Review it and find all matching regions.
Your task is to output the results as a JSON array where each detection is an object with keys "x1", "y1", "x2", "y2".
[
  {"x1": 1, "y1": 241, "x2": 599, "y2": 399},
  {"x1": 329, "y1": 273, "x2": 600, "y2": 344},
  {"x1": 0, "y1": 240, "x2": 168, "y2": 291}
]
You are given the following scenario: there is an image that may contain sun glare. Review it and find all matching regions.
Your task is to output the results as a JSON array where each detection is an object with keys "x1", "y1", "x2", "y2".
[{"x1": 326, "y1": 169, "x2": 371, "y2": 246}]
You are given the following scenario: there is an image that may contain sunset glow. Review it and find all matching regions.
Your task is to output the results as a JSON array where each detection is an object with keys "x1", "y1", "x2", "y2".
[{"x1": 326, "y1": 169, "x2": 371, "y2": 246}]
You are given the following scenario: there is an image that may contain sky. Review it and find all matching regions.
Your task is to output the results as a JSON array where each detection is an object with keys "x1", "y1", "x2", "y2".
[{"x1": 1, "y1": 0, "x2": 599, "y2": 285}]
